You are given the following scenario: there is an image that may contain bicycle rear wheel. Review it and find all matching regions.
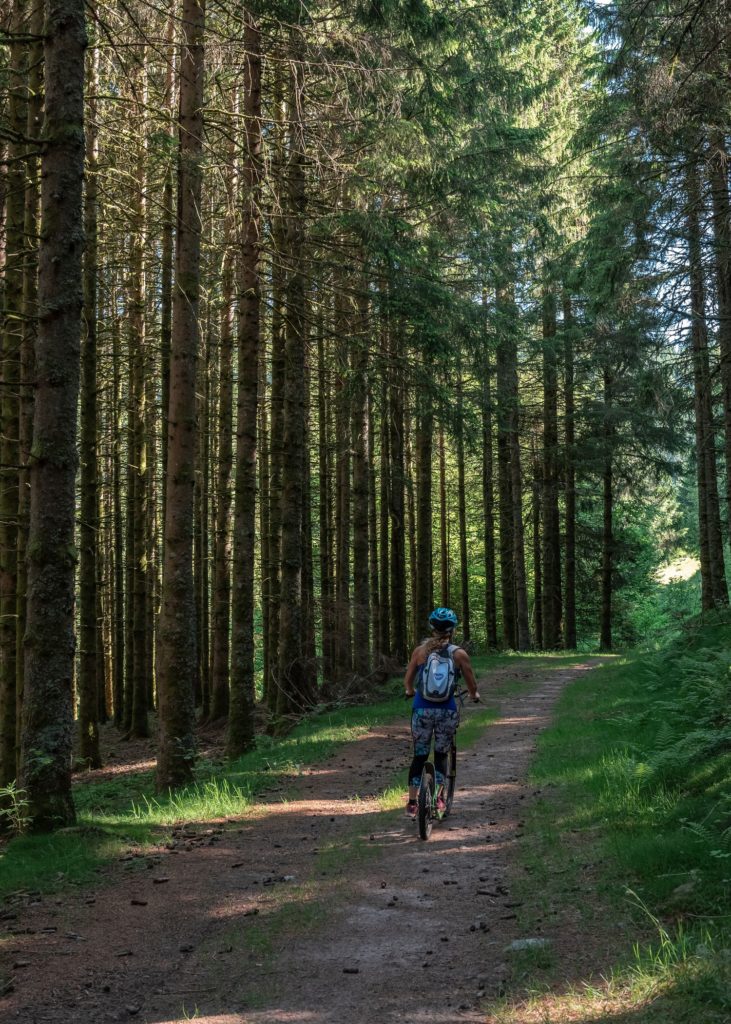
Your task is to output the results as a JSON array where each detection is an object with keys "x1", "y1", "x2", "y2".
[
  {"x1": 444, "y1": 743, "x2": 457, "y2": 816},
  {"x1": 418, "y1": 766, "x2": 434, "y2": 840}
]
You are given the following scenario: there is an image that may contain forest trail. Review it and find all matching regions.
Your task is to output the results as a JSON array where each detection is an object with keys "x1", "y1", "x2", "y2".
[{"x1": 4, "y1": 659, "x2": 603, "y2": 1024}]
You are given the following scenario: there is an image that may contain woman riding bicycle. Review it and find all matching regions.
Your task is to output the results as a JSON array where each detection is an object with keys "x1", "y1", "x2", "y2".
[{"x1": 403, "y1": 607, "x2": 480, "y2": 819}]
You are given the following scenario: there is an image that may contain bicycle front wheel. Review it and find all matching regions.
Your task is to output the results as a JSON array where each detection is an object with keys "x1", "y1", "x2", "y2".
[{"x1": 418, "y1": 769, "x2": 434, "y2": 840}]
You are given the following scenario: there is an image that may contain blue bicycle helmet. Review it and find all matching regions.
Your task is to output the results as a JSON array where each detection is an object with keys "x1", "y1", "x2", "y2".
[{"x1": 429, "y1": 607, "x2": 458, "y2": 632}]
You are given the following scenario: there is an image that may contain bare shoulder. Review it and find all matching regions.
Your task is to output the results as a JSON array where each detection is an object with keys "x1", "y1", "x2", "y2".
[{"x1": 453, "y1": 646, "x2": 470, "y2": 664}]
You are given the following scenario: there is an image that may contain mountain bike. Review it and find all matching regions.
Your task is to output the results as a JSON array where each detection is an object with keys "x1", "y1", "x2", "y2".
[{"x1": 411, "y1": 690, "x2": 479, "y2": 841}]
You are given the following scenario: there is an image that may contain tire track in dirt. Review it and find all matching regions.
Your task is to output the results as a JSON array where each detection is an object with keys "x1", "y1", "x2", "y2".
[{"x1": 1, "y1": 659, "x2": 600, "y2": 1024}]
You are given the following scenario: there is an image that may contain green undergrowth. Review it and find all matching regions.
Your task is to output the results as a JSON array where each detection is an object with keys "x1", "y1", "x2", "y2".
[{"x1": 490, "y1": 611, "x2": 731, "y2": 1023}]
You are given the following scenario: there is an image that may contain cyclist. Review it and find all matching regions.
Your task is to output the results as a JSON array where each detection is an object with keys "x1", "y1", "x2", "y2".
[{"x1": 403, "y1": 607, "x2": 480, "y2": 819}]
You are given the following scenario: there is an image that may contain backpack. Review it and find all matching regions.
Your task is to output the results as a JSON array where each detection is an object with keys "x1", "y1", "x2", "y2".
[{"x1": 419, "y1": 644, "x2": 458, "y2": 702}]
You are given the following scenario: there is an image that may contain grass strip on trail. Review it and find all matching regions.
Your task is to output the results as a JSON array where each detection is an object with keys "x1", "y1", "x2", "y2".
[{"x1": 487, "y1": 613, "x2": 731, "y2": 1024}]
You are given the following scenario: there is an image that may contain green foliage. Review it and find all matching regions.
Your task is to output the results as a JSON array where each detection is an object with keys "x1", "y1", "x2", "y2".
[{"x1": 517, "y1": 614, "x2": 731, "y2": 1017}]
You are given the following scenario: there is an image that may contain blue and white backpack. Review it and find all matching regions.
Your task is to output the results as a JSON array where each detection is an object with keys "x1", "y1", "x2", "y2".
[{"x1": 419, "y1": 644, "x2": 458, "y2": 702}]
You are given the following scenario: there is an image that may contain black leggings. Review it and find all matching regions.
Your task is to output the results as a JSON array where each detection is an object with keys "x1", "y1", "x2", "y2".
[{"x1": 408, "y1": 707, "x2": 459, "y2": 787}]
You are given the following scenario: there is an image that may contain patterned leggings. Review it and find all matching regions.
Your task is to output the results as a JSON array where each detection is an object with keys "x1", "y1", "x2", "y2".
[{"x1": 408, "y1": 707, "x2": 460, "y2": 787}]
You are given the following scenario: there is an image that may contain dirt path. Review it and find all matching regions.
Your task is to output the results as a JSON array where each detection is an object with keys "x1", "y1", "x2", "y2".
[{"x1": 2, "y1": 659, "x2": 600, "y2": 1024}]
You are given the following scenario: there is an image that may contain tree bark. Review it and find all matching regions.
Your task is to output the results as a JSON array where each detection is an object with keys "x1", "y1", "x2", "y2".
[
  {"x1": 496, "y1": 286, "x2": 516, "y2": 649},
  {"x1": 210, "y1": 249, "x2": 234, "y2": 721},
  {"x1": 351, "y1": 288, "x2": 371, "y2": 679},
  {"x1": 532, "y1": 453, "x2": 543, "y2": 650},
  {"x1": 19, "y1": 0, "x2": 87, "y2": 828},
  {"x1": 708, "y1": 133, "x2": 731, "y2": 553},
  {"x1": 600, "y1": 369, "x2": 614, "y2": 651},
  {"x1": 389, "y1": 332, "x2": 407, "y2": 662},
  {"x1": 228, "y1": 16, "x2": 262, "y2": 754},
  {"x1": 563, "y1": 294, "x2": 577, "y2": 649},
  {"x1": 156, "y1": 0, "x2": 205, "y2": 790},
  {"x1": 456, "y1": 371, "x2": 471, "y2": 645},
  {"x1": 687, "y1": 162, "x2": 728, "y2": 609},
  {"x1": 275, "y1": 38, "x2": 310, "y2": 724},
  {"x1": 541, "y1": 289, "x2": 562, "y2": 648},
  {"x1": 414, "y1": 398, "x2": 433, "y2": 644},
  {"x1": 1, "y1": 10, "x2": 26, "y2": 787},
  {"x1": 438, "y1": 425, "x2": 450, "y2": 607},
  {"x1": 317, "y1": 302, "x2": 335, "y2": 685},
  {"x1": 480, "y1": 332, "x2": 498, "y2": 649},
  {"x1": 78, "y1": 25, "x2": 102, "y2": 767}
]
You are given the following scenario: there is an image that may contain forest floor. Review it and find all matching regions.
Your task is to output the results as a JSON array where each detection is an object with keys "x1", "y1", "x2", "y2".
[{"x1": 2, "y1": 656, "x2": 650, "y2": 1024}]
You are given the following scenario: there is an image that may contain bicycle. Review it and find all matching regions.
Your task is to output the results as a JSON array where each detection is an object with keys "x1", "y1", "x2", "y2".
[{"x1": 407, "y1": 689, "x2": 479, "y2": 841}]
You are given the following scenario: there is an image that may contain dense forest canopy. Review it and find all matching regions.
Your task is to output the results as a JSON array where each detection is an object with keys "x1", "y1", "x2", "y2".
[{"x1": 0, "y1": 0, "x2": 729, "y2": 829}]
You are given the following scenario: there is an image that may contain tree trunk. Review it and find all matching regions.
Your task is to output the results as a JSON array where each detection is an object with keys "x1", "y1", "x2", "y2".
[
  {"x1": 275, "y1": 38, "x2": 310, "y2": 724},
  {"x1": 563, "y1": 294, "x2": 577, "y2": 649},
  {"x1": 210, "y1": 249, "x2": 234, "y2": 721},
  {"x1": 317, "y1": 302, "x2": 335, "y2": 685},
  {"x1": 333, "y1": 285, "x2": 352, "y2": 682},
  {"x1": 78, "y1": 27, "x2": 102, "y2": 767},
  {"x1": 389, "y1": 333, "x2": 407, "y2": 662},
  {"x1": 600, "y1": 369, "x2": 614, "y2": 651},
  {"x1": 228, "y1": 15, "x2": 262, "y2": 755},
  {"x1": 439, "y1": 425, "x2": 450, "y2": 607},
  {"x1": 414, "y1": 399, "x2": 433, "y2": 645},
  {"x1": 541, "y1": 290, "x2": 562, "y2": 648},
  {"x1": 506, "y1": 303, "x2": 531, "y2": 651},
  {"x1": 351, "y1": 290, "x2": 371, "y2": 679},
  {"x1": 16, "y1": 0, "x2": 43, "y2": 767},
  {"x1": 532, "y1": 454, "x2": 543, "y2": 650},
  {"x1": 111, "y1": 302, "x2": 125, "y2": 726},
  {"x1": 456, "y1": 372, "x2": 471, "y2": 644},
  {"x1": 480, "y1": 333, "x2": 498, "y2": 649},
  {"x1": 19, "y1": 0, "x2": 87, "y2": 829},
  {"x1": 496, "y1": 287, "x2": 516, "y2": 649},
  {"x1": 378, "y1": 376, "x2": 391, "y2": 658},
  {"x1": 156, "y1": 0, "x2": 205, "y2": 790},
  {"x1": 1, "y1": 13, "x2": 26, "y2": 786},
  {"x1": 708, "y1": 133, "x2": 731, "y2": 553},
  {"x1": 160, "y1": 13, "x2": 176, "y2": 520},
  {"x1": 129, "y1": 58, "x2": 149, "y2": 739},
  {"x1": 687, "y1": 162, "x2": 728, "y2": 609},
  {"x1": 265, "y1": 66, "x2": 287, "y2": 711}
]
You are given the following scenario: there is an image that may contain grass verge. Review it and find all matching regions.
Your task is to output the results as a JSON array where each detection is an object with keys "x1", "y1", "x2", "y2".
[{"x1": 485, "y1": 612, "x2": 731, "y2": 1024}]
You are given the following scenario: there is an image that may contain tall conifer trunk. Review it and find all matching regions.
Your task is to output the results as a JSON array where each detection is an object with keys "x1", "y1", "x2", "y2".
[
  {"x1": 275, "y1": 36, "x2": 310, "y2": 723},
  {"x1": 229, "y1": 15, "x2": 261, "y2": 754},
  {"x1": 532, "y1": 454, "x2": 543, "y2": 650},
  {"x1": 600, "y1": 368, "x2": 614, "y2": 651},
  {"x1": 317, "y1": 304, "x2": 335, "y2": 684},
  {"x1": 157, "y1": 0, "x2": 205, "y2": 790},
  {"x1": 708, "y1": 134, "x2": 731, "y2": 550},
  {"x1": 352, "y1": 288, "x2": 371, "y2": 679},
  {"x1": 129, "y1": 57, "x2": 149, "y2": 739},
  {"x1": 210, "y1": 244, "x2": 234, "y2": 721},
  {"x1": 438, "y1": 426, "x2": 450, "y2": 606},
  {"x1": 496, "y1": 285, "x2": 516, "y2": 649},
  {"x1": 78, "y1": 26, "x2": 102, "y2": 766},
  {"x1": 389, "y1": 333, "x2": 407, "y2": 662},
  {"x1": 1, "y1": 11, "x2": 26, "y2": 786},
  {"x1": 456, "y1": 372, "x2": 471, "y2": 644},
  {"x1": 414, "y1": 399, "x2": 433, "y2": 644},
  {"x1": 16, "y1": 0, "x2": 44, "y2": 758},
  {"x1": 19, "y1": 0, "x2": 87, "y2": 828},
  {"x1": 541, "y1": 290, "x2": 561, "y2": 648},
  {"x1": 687, "y1": 163, "x2": 728, "y2": 609},
  {"x1": 481, "y1": 338, "x2": 498, "y2": 649},
  {"x1": 563, "y1": 294, "x2": 577, "y2": 649}
]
